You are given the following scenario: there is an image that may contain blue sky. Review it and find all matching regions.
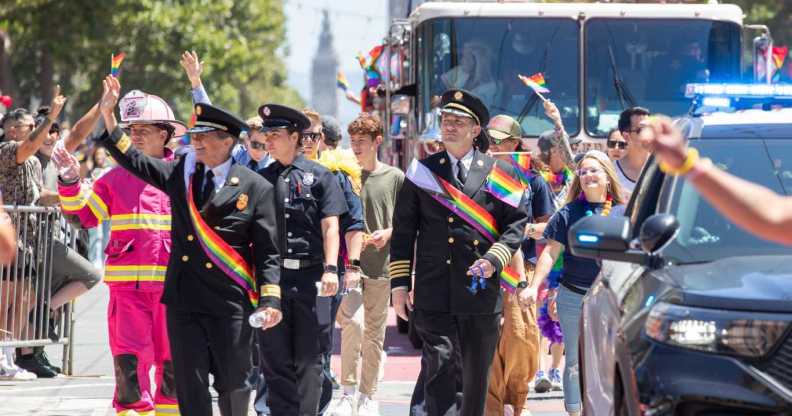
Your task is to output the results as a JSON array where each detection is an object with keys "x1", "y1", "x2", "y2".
[{"x1": 283, "y1": 0, "x2": 390, "y2": 128}]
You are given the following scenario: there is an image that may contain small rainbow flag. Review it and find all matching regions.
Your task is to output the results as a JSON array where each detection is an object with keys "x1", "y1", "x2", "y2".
[
  {"x1": 336, "y1": 72, "x2": 350, "y2": 91},
  {"x1": 772, "y1": 46, "x2": 788, "y2": 70},
  {"x1": 110, "y1": 52, "x2": 126, "y2": 78},
  {"x1": 500, "y1": 266, "x2": 520, "y2": 294},
  {"x1": 485, "y1": 165, "x2": 525, "y2": 208},
  {"x1": 510, "y1": 153, "x2": 533, "y2": 186},
  {"x1": 518, "y1": 72, "x2": 549, "y2": 94}
]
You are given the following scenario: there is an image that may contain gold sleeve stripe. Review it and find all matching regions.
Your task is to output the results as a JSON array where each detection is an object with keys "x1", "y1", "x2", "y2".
[
  {"x1": 260, "y1": 284, "x2": 281, "y2": 299},
  {"x1": 487, "y1": 243, "x2": 512, "y2": 269},
  {"x1": 389, "y1": 260, "x2": 410, "y2": 267}
]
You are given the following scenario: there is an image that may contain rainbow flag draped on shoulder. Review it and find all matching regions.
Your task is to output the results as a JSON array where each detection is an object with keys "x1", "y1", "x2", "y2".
[
  {"x1": 485, "y1": 165, "x2": 525, "y2": 208},
  {"x1": 187, "y1": 179, "x2": 259, "y2": 308},
  {"x1": 406, "y1": 159, "x2": 523, "y2": 293}
]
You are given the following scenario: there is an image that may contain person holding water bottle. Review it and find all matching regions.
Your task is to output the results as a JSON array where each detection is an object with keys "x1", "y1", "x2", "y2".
[{"x1": 256, "y1": 104, "x2": 348, "y2": 415}]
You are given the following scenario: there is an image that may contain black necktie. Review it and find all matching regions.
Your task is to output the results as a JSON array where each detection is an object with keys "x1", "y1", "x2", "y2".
[
  {"x1": 201, "y1": 170, "x2": 215, "y2": 206},
  {"x1": 456, "y1": 160, "x2": 467, "y2": 186},
  {"x1": 248, "y1": 159, "x2": 258, "y2": 171}
]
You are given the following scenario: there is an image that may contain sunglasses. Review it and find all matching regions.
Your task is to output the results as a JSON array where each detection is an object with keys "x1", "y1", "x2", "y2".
[
  {"x1": 577, "y1": 167, "x2": 604, "y2": 176},
  {"x1": 301, "y1": 132, "x2": 321, "y2": 143},
  {"x1": 488, "y1": 136, "x2": 517, "y2": 145},
  {"x1": 249, "y1": 141, "x2": 266, "y2": 150},
  {"x1": 607, "y1": 141, "x2": 628, "y2": 150}
]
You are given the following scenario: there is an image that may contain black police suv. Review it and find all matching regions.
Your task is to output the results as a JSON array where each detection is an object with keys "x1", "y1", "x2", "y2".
[{"x1": 569, "y1": 108, "x2": 792, "y2": 415}]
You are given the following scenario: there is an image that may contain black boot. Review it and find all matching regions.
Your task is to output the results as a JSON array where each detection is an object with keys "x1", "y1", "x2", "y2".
[{"x1": 16, "y1": 351, "x2": 58, "y2": 378}]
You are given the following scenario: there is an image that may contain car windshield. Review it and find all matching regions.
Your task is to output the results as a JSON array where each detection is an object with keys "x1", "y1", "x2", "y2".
[
  {"x1": 416, "y1": 17, "x2": 580, "y2": 137},
  {"x1": 663, "y1": 139, "x2": 792, "y2": 264},
  {"x1": 585, "y1": 19, "x2": 741, "y2": 136}
]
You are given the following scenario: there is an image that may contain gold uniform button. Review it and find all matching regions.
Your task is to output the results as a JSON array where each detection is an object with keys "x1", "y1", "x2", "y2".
[
  {"x1": 448, "y1": 237, "x2": 454, "y2": 244},
  {"x1": 187, "y1": 234, "x2": 194, "y2": 241},
  {"x1": 448, "y1": 217, "x2": 454, "y2": 223},
  {"x1": 446, "y1": 259, "x2": 451, "y2": 265},
  {"x1": 205, "y1": 262, "x2": 213, "y2": 269},
  {"x1": 473, "y1": 240, "x2": 479, "y2": 246},
  {"x1": 214, "y1": 226, "x2": 221, "y2": 230},
  {"x1": 181, "y1": 255, "x2": 189, "y2": 262}
]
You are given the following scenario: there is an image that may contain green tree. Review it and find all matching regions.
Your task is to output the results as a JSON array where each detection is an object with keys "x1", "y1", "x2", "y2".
[{"x1": 0, "y1": 0, "x2": 302, "y2": 121}]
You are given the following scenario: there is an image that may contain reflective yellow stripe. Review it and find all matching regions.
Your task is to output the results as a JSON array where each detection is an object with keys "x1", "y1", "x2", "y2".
[
  {"x1": 105, "y1": 265, "x2": 166, "y2": 282},
  {"x1": 111, "y1": 214, "x2": 172, "y2": 232},
  {"x1": 154, "y1": 404, "x2": 180, "y2": 415},
  {"x1": 87, "y1": 192, "x2": 110, "y2": 220},
  {"x1": 59, "y1": 191, "x2": 89, "y2": 211},
  {"x1": 118, "y1": 410, "x2": 155, "y2": 416}
]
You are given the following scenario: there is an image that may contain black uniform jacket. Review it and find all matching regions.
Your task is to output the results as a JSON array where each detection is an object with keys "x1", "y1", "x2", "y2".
[
  {"x1": 389, "y1": 149, "x2": 529, "y2": 315},
  {"x1": 100, "y1": 127, "x2": 281, "y2": 317}
]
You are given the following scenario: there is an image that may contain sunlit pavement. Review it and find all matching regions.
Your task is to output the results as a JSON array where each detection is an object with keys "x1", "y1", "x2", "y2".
[{"x1": 0, "y1": 284, "x2": 565, "y2": 415}]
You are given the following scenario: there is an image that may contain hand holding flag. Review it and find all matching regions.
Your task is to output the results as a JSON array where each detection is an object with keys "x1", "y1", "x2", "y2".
[
  {"x1": 518, "y1": 72, "x2": 549, "y2": 101},
  {"x1": 110, "y1": 52, "x2": 126, "y2": 78}
]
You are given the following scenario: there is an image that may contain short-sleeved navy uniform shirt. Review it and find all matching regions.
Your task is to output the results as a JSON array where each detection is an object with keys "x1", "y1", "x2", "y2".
[
  {"x1": 543, "y1": 198, "x2": 626, "y2": 288},
  {"x1": 522, "y1": 173, "x2": 555, "y2": 260},
  {"x1": 260, "y1": 154, "x2": 347, "y2": 288}
]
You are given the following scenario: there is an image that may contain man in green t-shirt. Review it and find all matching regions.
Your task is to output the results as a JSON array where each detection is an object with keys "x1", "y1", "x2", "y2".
[{"x1": 330, "y1": 113, "x2": 404, "y2": 416}]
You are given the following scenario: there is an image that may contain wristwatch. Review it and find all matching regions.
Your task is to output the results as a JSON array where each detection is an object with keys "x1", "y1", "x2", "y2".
[
  {"x1": 323, "y1": 264, "x2": 339, "y2": 274},
  {"x1": 350, "y1": 259, "x2": 361, "y2": 267},
  {"x1": 517, "y1": 281, "x2": 529, "y2": 290}
]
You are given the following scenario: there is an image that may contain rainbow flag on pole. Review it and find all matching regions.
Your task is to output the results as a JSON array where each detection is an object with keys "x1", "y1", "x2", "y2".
[
  {"x1": 110, "y1": 52, "x2": 126, "y2": 78},
  {"x1": 336, "y1": 72, "x2": 351, "y2": 91},
  {"x1": 510, "y1": 153, "x2": 532, "y2": 186},
  {"x1": 518, "y1": 72, "x2": 549, "y2": 94},
  {"x1": 485, "y1": 165, "x2": 526, "y2": 208}
]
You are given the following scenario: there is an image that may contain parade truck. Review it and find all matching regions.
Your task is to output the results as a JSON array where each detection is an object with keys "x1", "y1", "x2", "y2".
[{"x1": 379, "y1": 1, "x2": 772, "y2": 170}]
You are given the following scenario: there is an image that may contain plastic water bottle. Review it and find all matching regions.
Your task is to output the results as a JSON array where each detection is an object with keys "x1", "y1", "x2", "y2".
[{"x1": 249, "y1": 310, "x2": 268, "y2": 328}]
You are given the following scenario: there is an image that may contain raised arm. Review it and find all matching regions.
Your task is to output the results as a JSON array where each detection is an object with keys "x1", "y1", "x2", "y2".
[
  {"x1": 181, "y1": 50, "x2": 212, "y2": 105},
  {"x1": 97, "y1": 75, "x2": 175, "y2": 192},
  {"x1": 646, "y1": 117, "x2": 792, "y2": 245},
  {"x1": 64, "y1": 103, "x2": 102, "y2": 153},
  {"x1": 17, "y1": 86, "x2": 66, "y2": 164},
  {"x1": 543, "y1": 100, "x2": 574, "y2": 165}
]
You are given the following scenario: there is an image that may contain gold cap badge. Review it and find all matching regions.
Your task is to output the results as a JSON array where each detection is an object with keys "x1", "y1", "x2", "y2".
[
  {"x1": 236, "y1": 193, "x2": 249, "y2": 210},
  {"x1": 454, "y1": 91, "x2": 463, "y2": 100}
]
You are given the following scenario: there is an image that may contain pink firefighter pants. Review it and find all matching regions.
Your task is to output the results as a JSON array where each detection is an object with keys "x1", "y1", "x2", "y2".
[{"x1": 108, "y1": 288, "x2": 178, "y2": 415}]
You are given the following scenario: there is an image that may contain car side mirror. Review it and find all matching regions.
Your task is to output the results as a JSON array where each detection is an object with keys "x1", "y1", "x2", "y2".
[
  {"x1": 568, "y1": 215, "x2": 648, "y2": 264},
  {"x1": 638, "y1": 213, "x2": 679, "y2": 253}
]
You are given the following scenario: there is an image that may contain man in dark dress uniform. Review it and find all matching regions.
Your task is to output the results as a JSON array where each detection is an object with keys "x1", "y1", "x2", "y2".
[
  {"x1": 390, "y1": 89, "x2": 529, "y2": 416},
  {"x1": 255, "y1": 104, "x2": 348, "y2": 415},
  {"x1": 96, "y1": 76, "x2": 282, "y2": 416}
]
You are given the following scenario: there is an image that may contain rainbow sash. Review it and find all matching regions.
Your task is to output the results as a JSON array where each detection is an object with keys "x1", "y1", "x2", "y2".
[
  {"x1": 406, "y1": 160, "x2": 523, "y2": 293},
  {"x1": 187, "y1": 180, "x2": 259, "y2": 307}
]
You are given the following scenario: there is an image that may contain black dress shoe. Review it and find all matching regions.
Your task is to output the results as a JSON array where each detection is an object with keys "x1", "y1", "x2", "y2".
[
  {"x1": 34, "y1": 349, "x2": 62, "y2": 374},
  {"x1": 16, "y1": 353, "x2": 58, "y2": 378}
]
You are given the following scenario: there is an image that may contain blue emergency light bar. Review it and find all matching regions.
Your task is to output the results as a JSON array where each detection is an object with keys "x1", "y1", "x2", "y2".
[
  {"x1": 685, "y1": 83, "x2": 792, "y2": 98},
  {"x1": 686, "y1": 83, "x2": 792, "y2": 113}
]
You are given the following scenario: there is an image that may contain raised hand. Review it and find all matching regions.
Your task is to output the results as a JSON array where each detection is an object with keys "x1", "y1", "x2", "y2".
[
  {"x1": 100, "y1": 75, "x2": 121, "y2": 115},
  {"x1": 49, "y1": 85, "x2": 67, "y2": 120},
  {"x1": 180, "y1": 50, "x2": 204, "y2": 89},
  {"x1": 51, "y1": 146, "x2": 81, "y2": 182},
  {"x1": 543, "y1": 100, "x2": 561, "y2": 126}
]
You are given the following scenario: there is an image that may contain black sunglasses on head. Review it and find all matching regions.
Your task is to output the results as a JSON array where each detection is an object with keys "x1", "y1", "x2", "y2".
[{"x1": 607, "y1": 141, "x2": 628, "y2": 150}]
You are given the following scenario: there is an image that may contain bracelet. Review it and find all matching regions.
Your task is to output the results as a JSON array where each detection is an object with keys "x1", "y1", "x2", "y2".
[{"x1": 659, "y1": 148, "x2": 699, "y2": 176}]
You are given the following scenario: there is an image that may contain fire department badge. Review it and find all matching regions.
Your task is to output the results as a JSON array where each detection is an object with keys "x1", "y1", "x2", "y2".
[
  {"x1": 262, "y1": 106, "x2": 271, "y2": 116},
  {"x1": 236, "y1": 193, "x2": 249, "y2": 210},
  {"x1": 302, "y1": 172, "x2": 315, "y2": 186},
  {"x1": 454, "y1": 91, "x2": 463, "y2": 100}
]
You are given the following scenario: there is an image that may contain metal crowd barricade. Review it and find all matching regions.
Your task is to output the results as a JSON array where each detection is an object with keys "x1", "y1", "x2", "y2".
[{"x1": 0, "y1": 205, "x2": 76, "y2": 375}]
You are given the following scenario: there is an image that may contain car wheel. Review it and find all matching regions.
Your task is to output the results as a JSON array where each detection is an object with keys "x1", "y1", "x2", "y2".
[{"x1": 397, "y1": 315, "x2": 409, "y2": 333}]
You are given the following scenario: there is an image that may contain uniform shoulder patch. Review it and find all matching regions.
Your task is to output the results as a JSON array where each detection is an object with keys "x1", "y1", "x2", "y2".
[{"x1": 116, "y1": 134, "x2": 132, "y2": 154}]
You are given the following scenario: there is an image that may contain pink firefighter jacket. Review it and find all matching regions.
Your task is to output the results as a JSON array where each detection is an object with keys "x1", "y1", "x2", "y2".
[{"x1": 58, "y1": 151, "x2": 174, "y2": 290}]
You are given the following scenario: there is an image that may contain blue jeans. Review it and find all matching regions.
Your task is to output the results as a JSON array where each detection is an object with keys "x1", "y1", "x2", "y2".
[{"x1": 556, "y1": 284, "x2": 585, "y2": 413}]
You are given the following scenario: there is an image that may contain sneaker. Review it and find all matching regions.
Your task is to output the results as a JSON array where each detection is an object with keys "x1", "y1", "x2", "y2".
[
  {"x1": 533, "y1": 370, "x2": 552, "y2": 394},
  {"x1": 357, "y1": 396, "x2": 380, "y2": 416},
  {"x1": 329, "y1": 394, "x2": 357, "y2": 416},
  {"x1": 0, "y1": 348, "x2": 37, "y2": 381},
  {"x1": 549, "y1": 368, "x2": 563, "y2": 391},
  {"x1": 16, "y1": 352, "x2": 58, "y2": 378}
]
